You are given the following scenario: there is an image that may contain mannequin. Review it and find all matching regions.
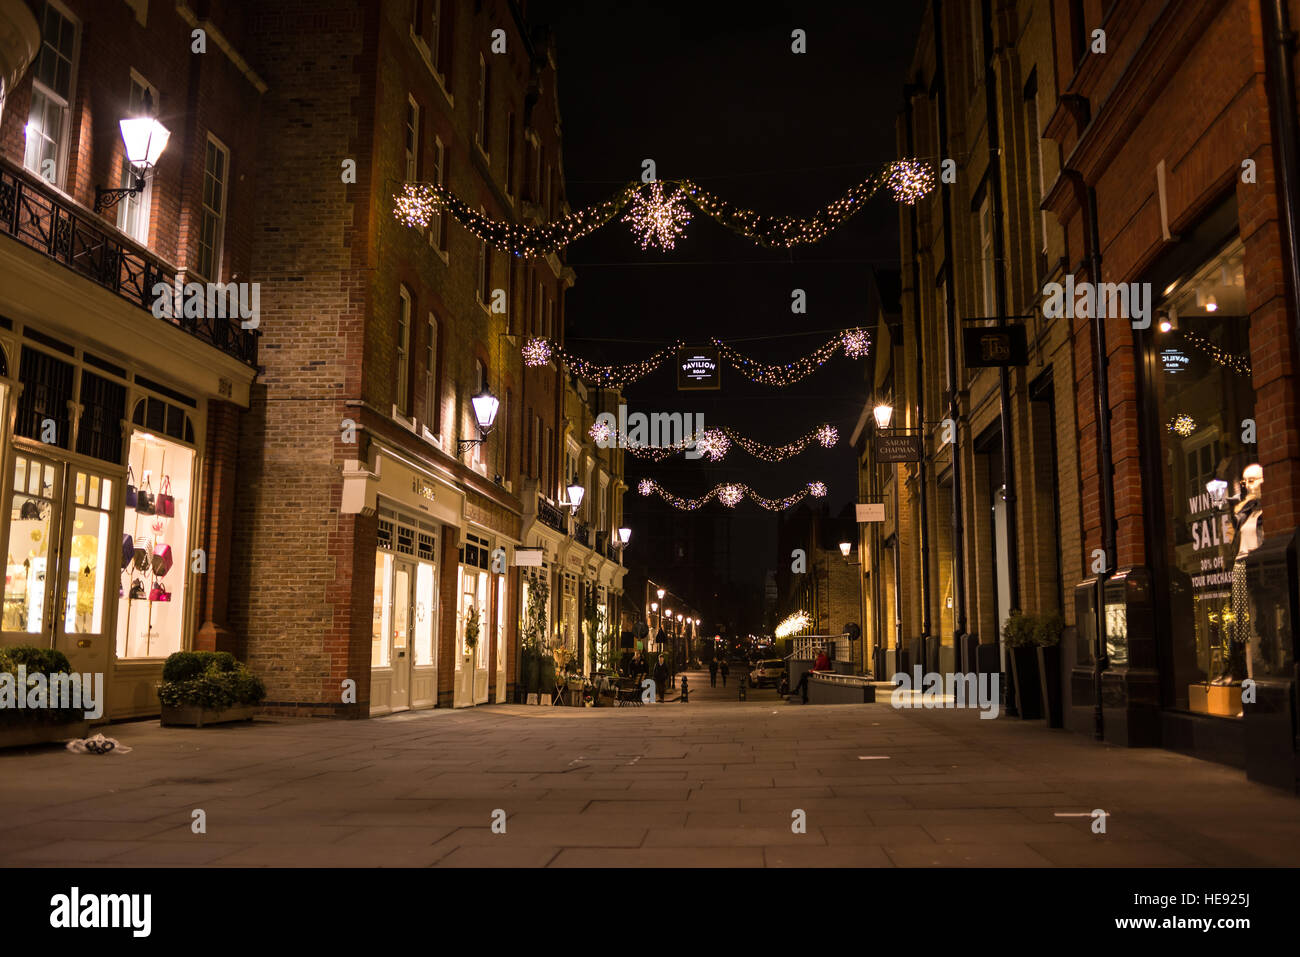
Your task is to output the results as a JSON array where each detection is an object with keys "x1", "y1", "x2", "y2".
[{"x1": 1218, "y1": 463, "x2": 1262, "y2": 685}]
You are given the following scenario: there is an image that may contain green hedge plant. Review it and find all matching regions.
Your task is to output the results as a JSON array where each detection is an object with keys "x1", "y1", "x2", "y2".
[
  {"x1": 157, "y1": 651, "x2": 265, "y2": 711},
  {"x1": 0, "y1": 646, "x2": 85, "y2": 726}
]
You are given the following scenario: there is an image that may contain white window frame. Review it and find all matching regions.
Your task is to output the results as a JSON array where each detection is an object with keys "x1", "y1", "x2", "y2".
[
  {"x1": 979, "y1": 195, "x2": 995, "y2": 322},
  {"x1": 396, "y1": 286, "x2": 412, "y2": 416},
  {"x1": 117, "y1": 70, "x2": 157, "y2": 245},
  {"x1": 477, "y1": 207, "x2": 490, "y2": 309},
  {"x1": 424, "y1": 312, "x2": 438, "y2": 436},
  {"x1": 196, "y1": 134, "x2": 230, "y2": 282},
  {"x1": 23, "y1": 0, "x2": 80, "y2": 191},
  {"x1": 475, "y1": 53, "x2": 489, "y2": 157},
  {"x1": 405, "y1": 95, "x2": 420, "y2": 182},
  {"x1": 428, "y1": 135, "x2": 447, "y2": 257}
]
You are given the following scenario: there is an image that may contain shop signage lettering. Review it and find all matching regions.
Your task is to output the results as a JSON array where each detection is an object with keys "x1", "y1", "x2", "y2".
[
  {"x1": 676, "y1": 346, "x2": 721, "y2": 391},
  {"x1": 412, "y1": 477, "x2": 436, "y2": 502},
  {"x1": 1160, "y1": 349, "x2": 1189, "y2": 374},
  {"x1": 962, "y1": 325, "x2": 1028, "y2": 367},
  {"x1": 874, "y1": 434, "x2": 923, "y2": 463}
]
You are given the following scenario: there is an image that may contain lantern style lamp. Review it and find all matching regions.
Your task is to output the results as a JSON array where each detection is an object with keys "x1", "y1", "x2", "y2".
[
  {"x1": 457, "y1": 383, "x2": 499, "y2": 456},
  {"x1": 657, "y1": 588, "x2": 666, "y2": 601},
  {"x1": 617, "y1": 527, "x2": 631, "y2": 546},
  {"x1": 96, "y1": 90, "x2": 170, "y2": 213},
  {"x1": 873, "y1": 403, "x2": 894, "y2": 430},
  {"x1": 565, "y1": 476, "x2": 585, "y2": 514}
]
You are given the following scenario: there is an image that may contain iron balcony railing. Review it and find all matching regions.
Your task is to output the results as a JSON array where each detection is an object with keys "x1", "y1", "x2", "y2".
[
  {"x1": 537, "y1": 496, "x2": 566, "y2": 532},
  {"x1": 573, "y1": 521, "x2": 592, "y2": 548},
  {"x1": 0, "y1": 159, "x2": 257, "y2": 366}
]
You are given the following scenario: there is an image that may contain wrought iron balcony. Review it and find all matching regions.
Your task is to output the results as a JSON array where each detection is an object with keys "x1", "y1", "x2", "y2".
[
  {"x1": 537, "y1": 495, "x2": 566, "y2": 532},
  {"x1": 573, "y1": 521, "x2": 591, "y2": 548},
  {"x1": 595, "y1": 533, "x2": 608, "y2": 558},
  {"x1": 0, "y1": 159, "x2": 257, "y2": 366}
]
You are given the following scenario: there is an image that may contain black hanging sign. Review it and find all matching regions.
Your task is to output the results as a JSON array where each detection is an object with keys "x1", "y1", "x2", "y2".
[
  {"x1": 874, "y1": 433, "x2": 923, "y2": 463},
  {"x1": 677, "y1": 346, "x2": 721, "y2": 391},
  {"x1": 963, "y1": 324, "x2": 1029, "y2": 367}
]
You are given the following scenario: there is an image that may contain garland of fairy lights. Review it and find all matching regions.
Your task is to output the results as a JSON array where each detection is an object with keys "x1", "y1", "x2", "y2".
[
  {"x1": 523, "y1": 329, "x2": 869, "y2": 387},
  {"x1": 1176, "y1": 329, "x2": 1252, "y2": 377},
  {"x1": 637, "y1": 478, "x2": 828, "y2": 512},
  {"x1": 590, "y1": 422, "x2": 838, "y2": 463},
  {"x1": 393, "y1": 160, "x2": 934, "y2": 256}
]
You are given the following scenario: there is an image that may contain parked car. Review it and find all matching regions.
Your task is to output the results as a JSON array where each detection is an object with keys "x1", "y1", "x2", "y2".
[{"x1": 749, "y1": 659, "x2": 786, "y2": 688}]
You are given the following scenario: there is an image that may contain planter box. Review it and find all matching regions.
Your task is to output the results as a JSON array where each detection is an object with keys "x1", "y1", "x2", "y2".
[
  {"x1": 160, "y1": 703, "x2": 258, "y2": 728},
  {"x1": 0, "y1": 719, "x2": 89, "y2": 749},
  {"x1": 1037, "y1": 643, "x2": 1064, "y2": 728},
  {"x1": 1008, "y1": 647, "x2": 1043, "y2": 720}
]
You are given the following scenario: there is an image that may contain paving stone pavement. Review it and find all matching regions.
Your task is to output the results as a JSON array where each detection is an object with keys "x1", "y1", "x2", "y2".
[{"x1": 1, "y1": 669, "x2": 1296, "y2": 867}]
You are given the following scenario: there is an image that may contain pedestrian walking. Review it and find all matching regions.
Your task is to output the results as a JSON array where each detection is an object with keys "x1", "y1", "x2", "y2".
[
  {"x1": 708, "y1": 658, "x2": 718, "y2": 687},
  {"x1": 720, "y1": 659, "x2": 729, "y2": 687},
  {"x1": 652, "y1": 654, "x2": 670, "y2": 703}
]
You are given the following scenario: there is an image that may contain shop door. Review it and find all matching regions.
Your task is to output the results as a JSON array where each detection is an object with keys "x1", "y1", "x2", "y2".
[
  {"x1": 3, "y1": 452, "x2": 116, "y2": 699},
  {"x1": 494, "y1": 573, "x2": 506, "y2": 703},
  {"x1": 390, "y1": 559, "x2": 413, "y2": 712}
]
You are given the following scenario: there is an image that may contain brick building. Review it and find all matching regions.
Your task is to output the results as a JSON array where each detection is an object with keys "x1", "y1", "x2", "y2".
[
  {"x1": 775, "y1": 502, "x2": 861, "y2": 663},
  {"x1": 863, "y1": 0, "x2": 1300, "y2": 789},
  {"x1": 0, "y1": 0, "x2": 260, "y2": 718},
  {"x1": 234, "y1": 0, "x2": 620, "y2": 715}
]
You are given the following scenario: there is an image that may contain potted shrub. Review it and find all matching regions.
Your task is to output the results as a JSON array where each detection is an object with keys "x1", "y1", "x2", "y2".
[
  {"x1": 519, "y1": 577, "x2": 549, "y2": 699},
  {"x1": 1034, "y1": 612, "x2": 1065, "y2": 728},
  {"x1": 1001, "y1": 611, "x2": 1043, "y2": 720},
  {"x1": 0, "y1": 646, "x2": 90, "y2": 748},
  {"x1": 157, "y1": 651, "x2": 266, "y2": 727}
]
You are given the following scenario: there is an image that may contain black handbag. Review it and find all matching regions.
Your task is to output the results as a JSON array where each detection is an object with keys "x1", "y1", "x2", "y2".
[
  {"x1": 136, "y1": 478, "x2": 155, "y2": 515},
  {"x1": 126, "y1": 467, "x2": 137, "y2": 509}
]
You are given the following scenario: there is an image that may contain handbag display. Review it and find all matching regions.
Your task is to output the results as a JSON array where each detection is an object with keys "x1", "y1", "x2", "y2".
[
  {"x1": 149, "y1": 584, "x2": 171, "y2": 602},
  {"x1": 121, "y1": 534, "x2": 134, "y2": 571},
  {"x1": 151, "y1": 543, "x2": 173, "y2": 578},
  {"x1": 133, "y1": 544, "x2": 150, "y2": 573},
  {"x1": 136, "y1": 477, "x2": 155, "y2": 515},
  {"x1": 156, "y1": 476, "x2": 175, "y2": 518},
  {"x1": 129, "y1": 579, "x2": 146, "y2": 600},
  {"x1": 126, "y1": 467, "x2": 137, "y2": 510}
]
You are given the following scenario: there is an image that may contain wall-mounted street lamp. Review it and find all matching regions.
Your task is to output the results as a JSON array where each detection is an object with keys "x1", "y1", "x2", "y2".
[
  {"x1": 564, "y1": 476, "x2": 585, "y2": 514},
  {"x1": 456, "y1": 384, "x2": 500, "y2": 456},
  {"x1": 873, "y1": 403, "x2": 894, "y2": 430},
  {"x1": 617, "y1": 527, "x2": 631, "y2": 546},
  {"x1": 839, "y1": 541, "x2": 852, "y2": 558},
  {"x1": 657, "y1": 588, "x2": 666, "y2": 601},
  {"x1": 95, "y1": 91, "x2": 170, "y2": 213}
]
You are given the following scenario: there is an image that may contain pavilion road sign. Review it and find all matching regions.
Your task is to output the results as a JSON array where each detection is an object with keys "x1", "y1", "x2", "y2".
[
  {"x1": 874, "y1": 433, "x2": 923, "y2": 463},
  {"x1": 677, "y1": 346, "x2": 721, "y2": 390},
  {"x1": 963, "y1": 324, "x2": 1029, "y2": 367}
]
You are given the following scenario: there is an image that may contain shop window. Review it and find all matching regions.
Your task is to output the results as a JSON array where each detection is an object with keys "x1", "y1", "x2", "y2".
[
  {"x1": 115, "y1": 431, "x2": 194, "y2": 658},
  {"x1": 372, "y1": 551, "x2": 391, "y2": 669},
  {"x1": 1152, "y1": 238, "x2": 1253, "y2": 718},
  {"x1": 3, "y1": 455, "x2": 56, "y2": 634},
  {"x1": 16, "y1": 346, "x2": 73, "y2": 449},
  {"x1": 132, "y1": 396, "x2": 195, "y2": 444}
]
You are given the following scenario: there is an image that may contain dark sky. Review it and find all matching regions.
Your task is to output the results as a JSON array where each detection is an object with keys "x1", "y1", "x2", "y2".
[{"x1": 530, "y1": 1, "x2": 923, "y2": 593}]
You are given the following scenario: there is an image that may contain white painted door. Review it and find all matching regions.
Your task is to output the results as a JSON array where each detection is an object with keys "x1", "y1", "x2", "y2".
[
  {"x1": 494, "y1": 573, "x2": 506, "y2": 702},
  {"x1": 390, "y1": 559, "x2": 413, "y2": 712}
]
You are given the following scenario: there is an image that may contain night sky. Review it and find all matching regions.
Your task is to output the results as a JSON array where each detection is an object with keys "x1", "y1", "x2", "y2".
[{"x1": 531, "y1": 1, "x2": 923, "y2": 597}]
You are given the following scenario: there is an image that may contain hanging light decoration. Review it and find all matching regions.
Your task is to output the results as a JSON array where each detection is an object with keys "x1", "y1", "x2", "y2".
[
  {"x1": 886, "y1": 159, "x2": 936, "y2": 205},
  {"x1": 522, "y1": 337, "x2": 553, "y2": 367},
  {"x1": 622, "y1": 181, "x2": 693, "y2": 250},
  {"x1": 589, "y1": 420, "x2": 614, "y2": 444},
  {"x1": 816, "y1": 424, "x2": 839, "y2": 448},
  {"x1": 395, "y1": 161, "x2": 934, "y2": 258},
  {"x1": 712, "y1": 329, "x2": 870, "y2": 386},
  {"x1": 1168, "y1": 414, "x2": 1197, "y2": 437},
  {"x1": 637, "y1": 479, "x2": 829, "y2": 512},
  {"x1": 841, "y1": 328, "x2": 871, "y2": 359},
  {"x1": 603, "y1": 421, "x2": 840, "y2": 463},
  {"x1": 775, "y1": 610, "x2": 812, "y2": 639},
  {"x1": 693, "y1": 429, "x2": 731, "y2": 462}
]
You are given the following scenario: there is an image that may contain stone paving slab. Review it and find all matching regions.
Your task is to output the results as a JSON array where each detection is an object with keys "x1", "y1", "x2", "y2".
[{"x1": 0, "y1": 670, "x2": 1297, "y2": 866}]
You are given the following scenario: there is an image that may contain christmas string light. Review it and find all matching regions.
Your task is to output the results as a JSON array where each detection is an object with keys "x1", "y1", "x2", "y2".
[
  {"x1": 1168, "y1": 414, "x2": 1197, "y2": 437},
  {"x1": 623, "y1": 182, "x2": 692, "y2": 250},
  {"x1": 712, "y1": 329, "x2": 871, "y2": 386},
  {"x1": 588, "y1": 422, "x2": 839, "y2": 463},
  {"x1": 525, "y1": 330, "x2": 869, "y2": 387},
  {"x1": 637, "y1": 478, "x2": 828, "y2": 512},
  {"x1": 394, "y1": 160, "x2": 934, "y2": 257},
  {"x1": 1177, "y1": 329, "x2": 1252, "y2": 377}
]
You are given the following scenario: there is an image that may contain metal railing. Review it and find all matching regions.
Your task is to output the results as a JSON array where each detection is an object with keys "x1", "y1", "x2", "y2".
[
  {"x1": 537, "y1": 496, "x2": 566, "y2": 532},
  {"x1": 573, "y1": 520, "x2": 592, "y2": 548},
  {"x1": 0, "y1": 158, "x2": 257, "y2": 366}
]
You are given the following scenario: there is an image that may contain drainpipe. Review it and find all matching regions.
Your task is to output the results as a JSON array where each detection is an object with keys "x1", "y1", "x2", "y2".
[
  {"x1": 981, "y1": 0, "x2": 1022, "y2": 631},
  {"x1": 1263, "y1": 0, "x2": 1300, "y2": 361},
  {"x1": 904, "y1": 83, "x2": 933, "y2": 673},
  {"x1": 932, "y1": 0, "x2": 969, "y2": 660}
]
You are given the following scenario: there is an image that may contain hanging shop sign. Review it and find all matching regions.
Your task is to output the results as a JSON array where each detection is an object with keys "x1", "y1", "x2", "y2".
[
  {"x1": 513, "y1": 547, "x2": 544, "y2": 567},
  {"x1": 963, "y1": 324, "x2": 1029, "y2": 367},
  {"x1": 874, "y1": 433, "x2": 923, "y2": 463},
  {"x1": 677, "y1": 346, "x2": 721, "y2": 391},
  {"x1": 855, "y1": 503, "x2": 885, "y2": 522},
  {"x1": 1160, "y1": 348, "x2": 1190, "y2": 374}
]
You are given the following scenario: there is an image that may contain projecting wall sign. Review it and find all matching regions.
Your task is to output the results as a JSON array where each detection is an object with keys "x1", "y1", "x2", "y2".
[
  {"x1": 856, "y1": 503, "x2": 885, "y2": 522},
  {"x1": 874, "y1": 434, "x2": 923, "y2": 463},
  {"x1": 677, "y1": 346, "x2": 721, "y2": 391},
  {"x1": 963, "y1": 324, "x2": 1029, "y2": 367}
]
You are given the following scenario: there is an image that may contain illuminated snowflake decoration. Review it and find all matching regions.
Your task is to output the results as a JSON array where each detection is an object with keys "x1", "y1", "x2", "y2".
[
  {"x1": 816, "y1": 425, "x2": 839, "y2": 448},
  {"x1": 522, "y1": 337, "x2": 553, "y2": 367},
  {"x1": 841, "y1": 328, "x2": 871, "y2": 359},
  {"x1": 693, "y1": 429, "x2": 731, "y2": 462},
  {"x1": 1168, "y1": 414, "x2": 1196, "y2": 437},
  {"x1": 885, "y1": 159, "x2": 935, "y2": 205},
  {"x1": 623, "y1": 182, "x2": 692, "y2": 250},
  {"x1": 638, "y1": 479, "x2": 655, "y2": 497},
  {"x1": 807, "y1": 481, "x2": 828, "y2": 498},
  {"x1": 394, "y1": 183, "x2": 439, "y2": 228},
  {"x1": 589, "y1": 420, "x2": 613, "y2": 445},
  {"x1": 718, "y1": 484, "x2": 745, "y2": 508}
]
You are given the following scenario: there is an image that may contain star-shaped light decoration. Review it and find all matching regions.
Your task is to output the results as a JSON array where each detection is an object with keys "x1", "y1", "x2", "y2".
[
  {"x1": 808, "y1": 481, "x2": 828, "y2": 498},
  {"x1": 623, "y1": 182, "x2": 692, "y2": 250},
  {"x1": 885, "y1": 159, "x2": 935, "y2": 205},
  {"x1": 816, "y1": 425, "x2": 839, "y2": 448},
  {"x1": 718, "y1": 484, "x2": 745, "y2": 508},
  {"x1": 522, "y1": 337, "x2": 553, "y2": 367},
  {"x1": 394, "y1": 183, "x2": 439, "y2": 228},
  {"x1": 638, "y1": 479, "x2": 655, "y2": 496},
  {"x1": 693, "y1": 429, "x2": 731, "y2": 462},
  {"x1": 589, "y1": 420, "x2": 613, "y2": 445},
  {"x1": 842, "y1": 328, "x2": 871, "y2": 360},
  {"x1": 1168, "y1": 414, "x2": 1196, "y2": 437}
]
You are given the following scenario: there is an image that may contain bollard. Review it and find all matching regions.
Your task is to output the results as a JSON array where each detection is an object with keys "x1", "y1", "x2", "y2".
[
  {"x1": 680, "y1": 675, "x2": 689, "y2": 703},
  {"x1": 738, "y1": 679, "x2": 747, "y2": 701}
]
